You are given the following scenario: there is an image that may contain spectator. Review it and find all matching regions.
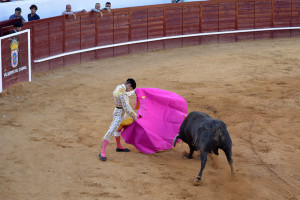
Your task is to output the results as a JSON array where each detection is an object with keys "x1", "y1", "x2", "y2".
[
  {"x1": 9, "y1": 7, "x2": 26, "y2": 23},
  {"x1": 62, "y1": 4, "x2": 76, "y2": 18},
  {"x1": 172, "y1": 0, "x2": 184, "y2": 3},
  {"x1": 102, "y1": 2, "x2": 111, "y2": 13},
  {"x1": 28, "y1": 4, "x2": 40, "y2": 22},
  {"x1": 10, "y1": 21, "x2": 23, "y2": 34},
  {"x1": 62, "y1": 4, "x2": 86, "y2": 19},
  {"x1": 91, "y1": 3, "x2": 103, "y2": 17}
]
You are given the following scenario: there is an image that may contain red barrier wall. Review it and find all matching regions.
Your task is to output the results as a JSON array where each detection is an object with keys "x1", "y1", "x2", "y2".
[{"x1": 1, "y1": 0, "x2": 299, "y2": 73}]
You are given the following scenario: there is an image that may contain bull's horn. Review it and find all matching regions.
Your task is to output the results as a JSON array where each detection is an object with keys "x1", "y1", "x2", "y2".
[{"x1": 173, "y1": 134, "x2": 179, "y2": 147}]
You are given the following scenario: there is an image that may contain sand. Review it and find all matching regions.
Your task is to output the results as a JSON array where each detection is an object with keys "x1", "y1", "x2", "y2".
[{"x1": 0, "y1": 37, "x2": 299, "y2": 200}]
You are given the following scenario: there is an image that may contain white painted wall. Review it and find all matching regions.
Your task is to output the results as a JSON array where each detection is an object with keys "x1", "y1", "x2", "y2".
[{"x1": 0, "y1": 0, "x2": 207, "y2": 22}]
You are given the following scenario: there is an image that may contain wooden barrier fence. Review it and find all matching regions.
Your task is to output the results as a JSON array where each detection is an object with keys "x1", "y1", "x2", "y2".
[{"x1": 1, "y1": 0, "x2": 300, "y2": 73}]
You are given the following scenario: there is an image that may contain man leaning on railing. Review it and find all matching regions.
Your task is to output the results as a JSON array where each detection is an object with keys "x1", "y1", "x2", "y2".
[
  {"x1": 62, "y1": 4, "x2": 86, "y2": 19},
  {"x1": 91, "y1": 3, "x2": 103, "y2": 17}
]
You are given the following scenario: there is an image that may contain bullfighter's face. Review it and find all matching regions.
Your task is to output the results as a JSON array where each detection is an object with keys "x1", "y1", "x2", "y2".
[{"x1": 125, "y1": 84, "x2": 133, "y2": 92}]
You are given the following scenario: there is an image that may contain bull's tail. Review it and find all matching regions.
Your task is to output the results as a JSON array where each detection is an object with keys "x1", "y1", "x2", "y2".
[{"x1": 173, "y1": 134, "x2": 180, "y2": 147}]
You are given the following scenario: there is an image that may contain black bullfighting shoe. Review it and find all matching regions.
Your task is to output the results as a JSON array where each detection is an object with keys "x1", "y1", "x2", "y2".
[
  {"x1": 99, "y1": 154, "x2": 106, "y2": 161},
  {"x1": 116, "y1": 148, "x2": 130, "y2": 152}
]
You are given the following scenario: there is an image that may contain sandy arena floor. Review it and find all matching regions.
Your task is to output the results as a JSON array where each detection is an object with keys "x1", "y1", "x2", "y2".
[{"x1": 0, "y1": 37, "x2": 300, "y2": 200}]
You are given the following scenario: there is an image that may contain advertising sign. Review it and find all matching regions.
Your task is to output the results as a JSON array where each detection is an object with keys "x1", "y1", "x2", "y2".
[{"x1": 0, "y1": 29, "x2": 31, "y2": 93}]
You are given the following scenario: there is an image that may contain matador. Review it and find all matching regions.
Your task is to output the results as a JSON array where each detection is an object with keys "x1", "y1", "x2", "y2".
[{"x1": 99, "y1": 78, "x2": 137, "y2": 161}]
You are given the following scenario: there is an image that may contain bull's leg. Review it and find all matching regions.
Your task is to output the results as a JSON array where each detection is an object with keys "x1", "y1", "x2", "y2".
[
  {"x1": 224, "y1": 148, "x2": 235, "y2": 177},
  {"x1": 184, "y1": 144, "x2": 195, "y2": 159},
  {"x1": 194, "y1": 151, "x2": 208, "y2": 184}
]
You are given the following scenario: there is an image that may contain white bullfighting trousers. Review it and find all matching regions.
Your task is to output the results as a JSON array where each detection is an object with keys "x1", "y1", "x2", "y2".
[{"x1": 103, "y1": 107, "x2": 125, "y2": 141}]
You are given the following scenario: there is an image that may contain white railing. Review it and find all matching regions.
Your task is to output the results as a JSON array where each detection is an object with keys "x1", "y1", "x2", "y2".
[{"x1": 34, "y1": 26, "x2": 300, "y2": 63}]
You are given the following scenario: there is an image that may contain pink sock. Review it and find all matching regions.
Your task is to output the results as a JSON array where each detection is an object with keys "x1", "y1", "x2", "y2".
[
  {"x1": 115, "y1": 136, "x2": 124, "y2": 149},
  {"x1": 101, "y1": 140, "x2": 109, "y2": 157}
]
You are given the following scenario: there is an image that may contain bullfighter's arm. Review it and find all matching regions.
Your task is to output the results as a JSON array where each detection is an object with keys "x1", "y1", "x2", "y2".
[{"x1": 120, "y1": 93, "x2": 137, "y2": 121}]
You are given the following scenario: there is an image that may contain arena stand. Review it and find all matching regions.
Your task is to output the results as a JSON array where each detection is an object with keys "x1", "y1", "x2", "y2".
[{"x1": 1, "y1": 0, "x2": 300, "y2": 74}]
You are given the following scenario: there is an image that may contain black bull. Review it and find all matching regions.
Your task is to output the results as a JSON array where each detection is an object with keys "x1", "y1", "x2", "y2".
[{"x1": 173, "y1": 111, "x2": 235, "y2": 184}]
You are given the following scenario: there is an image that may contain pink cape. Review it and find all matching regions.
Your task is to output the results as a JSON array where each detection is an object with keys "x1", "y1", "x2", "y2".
[{"x1": 121, "y1": 88, "x2": 187, "y2": 154}]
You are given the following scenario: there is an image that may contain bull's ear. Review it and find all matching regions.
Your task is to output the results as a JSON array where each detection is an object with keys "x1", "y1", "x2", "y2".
[{"x1": 183, "y1": 114, "x2": 187, "y2": 119}]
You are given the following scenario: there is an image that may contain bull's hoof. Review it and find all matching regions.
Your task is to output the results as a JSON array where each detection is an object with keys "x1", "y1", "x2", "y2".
[
  {"x1": 184, "y1": 155, "x2": 192, "y2": 159},
  {"x1": 193, "y1": 177, "x2": 202, "y2": 186},
  {"x1": 231, "y1": 172, "x2": 236, "y2": 179}
]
